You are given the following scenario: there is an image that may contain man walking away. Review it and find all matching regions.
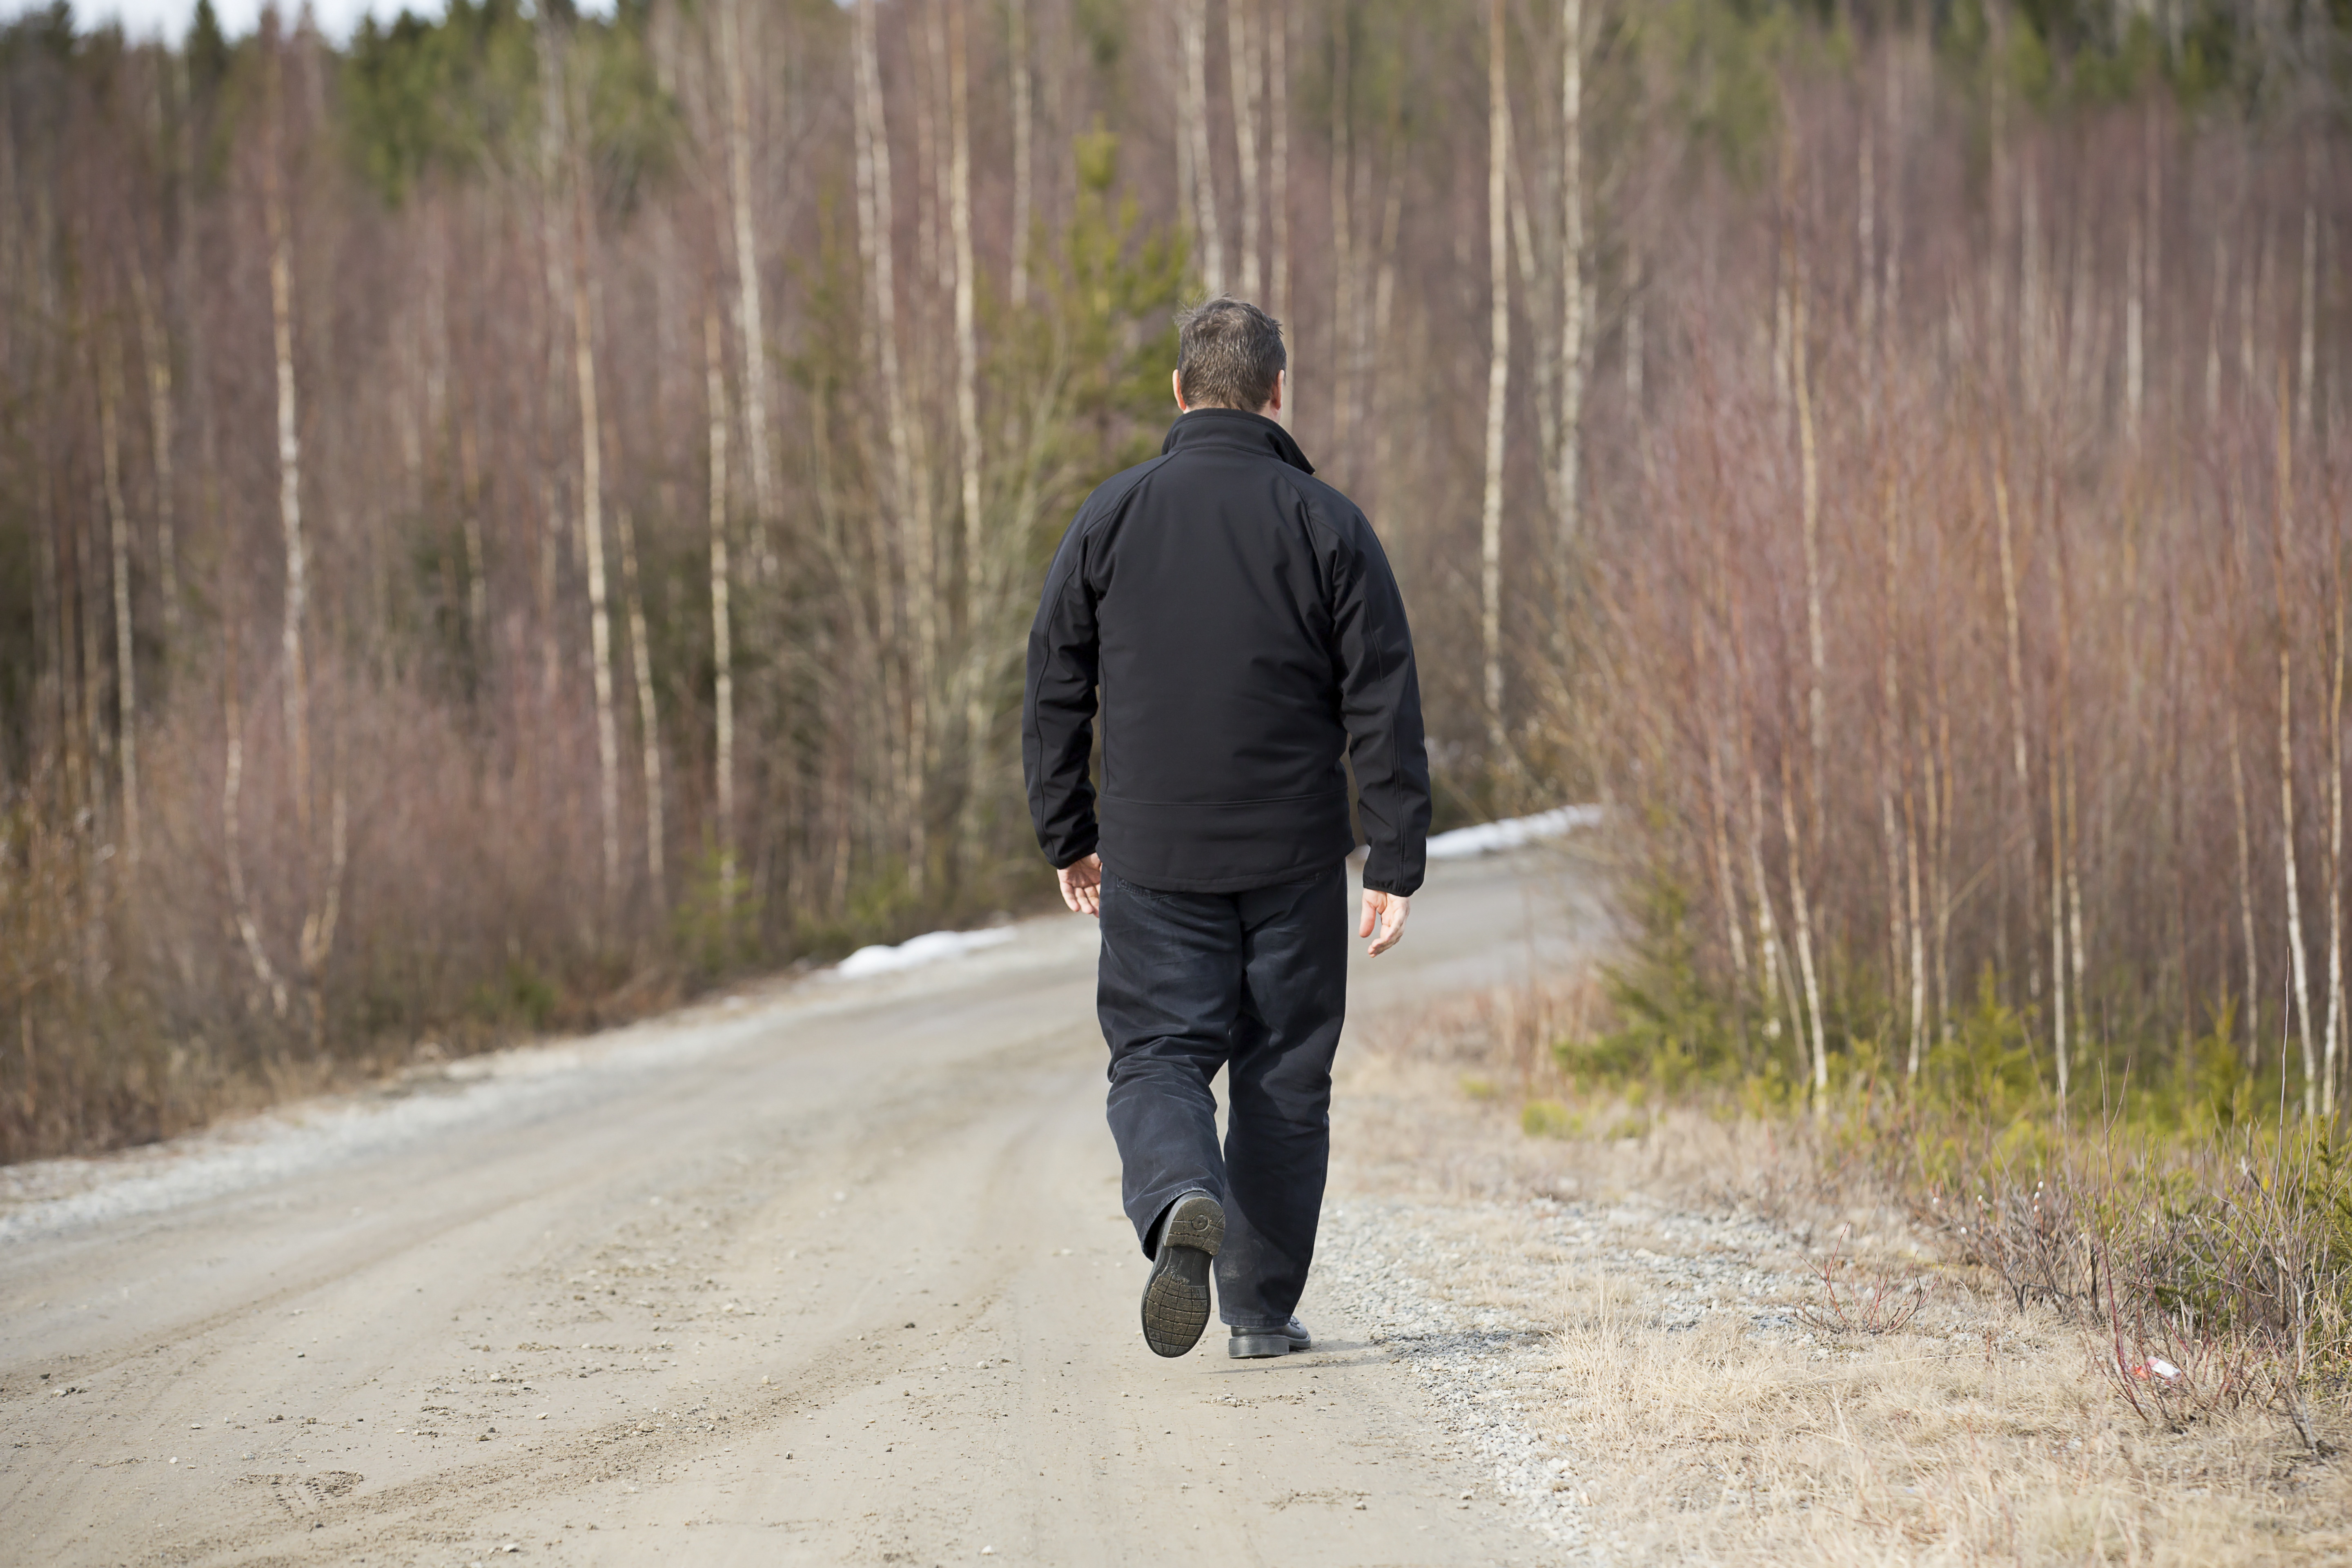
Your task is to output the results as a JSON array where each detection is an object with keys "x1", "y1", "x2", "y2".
[{"x1": 1022, "y1": 296, "x2": 1430, "y2": 1360}]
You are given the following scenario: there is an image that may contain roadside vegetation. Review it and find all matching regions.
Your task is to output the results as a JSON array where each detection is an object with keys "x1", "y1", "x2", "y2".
[
  {"x1": 1379, "y1": 969, "x2": 2352, "y2": 1561},
  {"x1": 3, "y1": 0, "x2": 2348, "y2": 1206}
]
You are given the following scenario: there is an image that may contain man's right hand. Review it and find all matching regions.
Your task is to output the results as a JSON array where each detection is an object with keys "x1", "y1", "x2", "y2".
[
  {"x1": 1359, "y1": 889, "x2": 1410, "y2": 956},
  {"x1": 1058, "y1": 853, "x2": 1104, "y2": 917}
]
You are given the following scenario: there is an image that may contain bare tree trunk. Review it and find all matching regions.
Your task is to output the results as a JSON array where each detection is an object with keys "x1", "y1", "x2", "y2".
[
  {"x1": 2301, "y1": 145, "x2": 2318, "y2": 447},
  {"x1": 1883, "y1": 39, "x2": 1904, "y2": 343},
  {"x1": 719, "y1": 0, "x2": 776, "y2": 581},
  {"x1": 2126, "y1": 190, "x2": 2144, "y2": 442},
  {"x1": 1876, "y1": 478, "x2": 1919, "y2": 1075},
  {"x1": 1781, "y1": 744, "x2": 1831, "y2": 1105},
  {"x1": 1267, "y1": 1, "x2": 1289, "y2": 339},
  {"x1": 1930, "y1": 661, "x2": 1955, "y2": 1037},
  {"x1": 1228, "y1": 0, "x2": 1262, "y2": 300},
  {"x1": 705, "y1": 304, "x2": 736, "y2": 915},
  {"x1": 221, "y1": 625, "x2": 287, "y2": 1020},
  {"x1": 98, "y1": 344, "x2": 138, "y2": 866},
  {"x1": 1179, "y1": 0, "x2": 1223, "y2": 293},
  {"x1": 572, "y1": 196, "x2": 623, "y2": 922},
  {"x1": 1694, "y1": 612, "x2": 1748, "y2": 994},
  {"x1": 1557, "y1": 0, "x2": 1584, "y2": 573},
  {"x1": 1326, "y1": 10, "x2": 1352, "y2": 456},
  {"x1": 129, "y1": 268, "x2": 177, "y2": 653},
  {"x1": 1479, "y1": 0, "x2": 1510, "y2": 758},
  {"x1": 1008, "y1": 0, "x2": 1033, "y2": 307},
  {"x1": 295, "y1": 765, "x2": 347, "y2": 1056},
  {"x1": 618, "y1": 504, "x2": 665, "y2": 901},
  {"x1": 2326, "y1": 576, "x2": 2345, "y2": 1118},
  {"x1": 1746, "y1": 760, "x2": 1791, "y2": 1051},
  {"x1": 2209, "y1": 230, "x2": 2229, "y2": 423},
  {"x1": 2230, "y1": 689, "x2": 2262, "y2": 1069},
  {"x1": 264, "y1": 49, "x2": 310, "y2": 849},
  {"x1": 1368, "y1": 173, "x2": 1403, "y2": 500},
  {"x1": 948, "y1": 0, "x2": 991, "y2": 877},
  {"x1": 1794, "y1": 276, "x2": 1826, "y2": 855},
  {"x1": 857, "y1": 0, "x2": 930, "y2": 894},
  {"x1": 1993, "y1": 460, "x2": 2044, "y2": 1013},
  {"x1": 2278, "y1": 399, "x2": 2319, "y2": 1113},
  {"x1": 1858, "y1": 98, "x2": 1875, "y2": 370}
]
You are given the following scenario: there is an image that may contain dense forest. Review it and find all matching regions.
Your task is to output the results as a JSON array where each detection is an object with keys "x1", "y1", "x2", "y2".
[{"x1": 2, "y1": 0, "x2": 2348, "y2": 1160}]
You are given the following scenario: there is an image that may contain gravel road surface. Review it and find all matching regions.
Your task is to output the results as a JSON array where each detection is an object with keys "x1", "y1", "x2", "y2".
[{"x1": 3, "y1": 847, "x2": 1597, "y2": 1566}]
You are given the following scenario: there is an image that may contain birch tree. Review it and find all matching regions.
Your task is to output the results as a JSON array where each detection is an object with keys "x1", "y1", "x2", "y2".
[
  {"x1": 1557, "y1": 0, "x2": 1586, "y2": 570},
  {"x1": 98, "y1": 343, "x2": 138, "y2": 866},
  {"x1": 1480, "y1": 0, "x2": 1510, "y2": 757},
  {"x1": 718, "y1": 0, "x2": 775, "y2": 579},
  {"x1": 705, "y1": 304, "x2": 736, "y2": 915},
  {"x1": 1228, "y1": 0, "x2": 1263, "y2": 301}
]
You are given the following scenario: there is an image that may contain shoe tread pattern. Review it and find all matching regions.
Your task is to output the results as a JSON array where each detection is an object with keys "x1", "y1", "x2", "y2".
[{"x1": 1140, "y1": 1194, "x2": 1224, "y2": 1358}]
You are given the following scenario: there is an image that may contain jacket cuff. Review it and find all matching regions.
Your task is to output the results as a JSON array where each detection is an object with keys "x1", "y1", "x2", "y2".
[
  {"x1": 1050, "y1": 835, "x2": 1100, "y2": 872},
  {"x1": 1361, "y1": 864, "x2": 1422, "y2": 898}
]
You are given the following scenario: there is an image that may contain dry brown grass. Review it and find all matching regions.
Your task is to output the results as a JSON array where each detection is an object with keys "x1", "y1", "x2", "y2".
[{"x1": 1332, "y1": 983, "x2": 2352, "y2": 1564}]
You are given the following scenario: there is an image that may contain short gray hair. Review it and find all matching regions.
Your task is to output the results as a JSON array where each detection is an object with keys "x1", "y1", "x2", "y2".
[{"x1": 1175, "y1": 296, "x2": 1286, "y2": 412}]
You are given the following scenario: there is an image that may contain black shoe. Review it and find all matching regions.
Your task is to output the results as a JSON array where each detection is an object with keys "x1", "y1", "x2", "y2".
[
  {"x1": 1140, "y1": 1191, "x2": 1225, "y2": 1358},
  {"x1": 1228, "y1": 1316, "x2": 1312, "y2": 1359}
]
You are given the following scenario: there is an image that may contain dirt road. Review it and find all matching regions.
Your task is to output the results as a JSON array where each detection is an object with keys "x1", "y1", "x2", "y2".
[{"x1": 2, "y1": 849, "x2": 1595, "y2": 1567}]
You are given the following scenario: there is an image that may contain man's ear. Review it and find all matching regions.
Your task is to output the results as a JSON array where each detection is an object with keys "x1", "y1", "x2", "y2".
[
  {"x1": 1265, "y1": 369, "x2": 1284, "y2": 416},
  {"x1": 1172, "y1": 368, "x2": 1189, "y2": 412}
]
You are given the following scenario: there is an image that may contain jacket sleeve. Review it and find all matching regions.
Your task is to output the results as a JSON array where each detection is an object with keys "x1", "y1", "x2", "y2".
[
  {"x1": 1331, "y1": 512, "x2": 1431, "y2": 896},
  {"x1": 1022, "y1": 514, "x2": 1102, "y2": 870}
]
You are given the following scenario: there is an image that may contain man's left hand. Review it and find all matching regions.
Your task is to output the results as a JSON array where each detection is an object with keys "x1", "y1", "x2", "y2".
[{"x1": 1359, "y1": 889, "x2": 1410, "y2": 956}]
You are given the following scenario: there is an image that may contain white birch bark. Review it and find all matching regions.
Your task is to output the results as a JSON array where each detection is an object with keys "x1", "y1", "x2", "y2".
[
  {"x1": 2325, "y1": 584, "x2": 2345, "y2": 1116},
  {"x1": 1875, "y1": 482, "x2": 1911, "y2": 1073},
  {"x1": 948, "y1": 0, "x2": 982, "y2": 613},
  {"x1": 1781, "y1": 747, "x2": 1831, "y2": 1103},
  {"x1": 99, "y1": 346, "x2": 138, "y2": 866},
  {"x1": 1993, "y1": 462, "x2": 2044, "y2": 1010},
  {"x1": 1008, "y1": 0, "x2": 1033, "y2": 307},
  {"x1": 1327, "y1": 12, "x2": 1352, "y2": 455},
  {"x1": 1794, "y1": 276, "x2": 1826, "y2": 852},
  {"x1": 2049, "y1": 766, "x2": 2070, "y2": 1109},
  {"x1": 618, "y1": 505, "x2": 665, "y2": 898},
  {"x1": 1267, "y1": 1, "x2": 1289, "y2": 339},
  {"x1": 1557, "y1": 0, "x2": 1585, "y2": 570},
  {"x1": 130, "y1": 269, "x2": 177, "y2": 652},
  {"x1": 572, "y1": 203, "x2": 624, "y2": 919},
  {"x1": 1746, "y1": 761, "x2": 1790, "y2": 1047},
  {"x1": 2230, "y1": 691, "x2": 2262, "y2": 1069},
  {"x1": 2301, "y1": 147, "x2": 2318, "y2": 446},
  {"x1": 1479, "y1": 0, "x2": 1510, "y2": 755},
  {"x1": 720, "y1": 0, "x2": 776, "y2": 579},
  {"x1": 221, "y1": 634, "x2": 287, "y2": 1019},
  {"x1": 948, "y1": 0, "x2": 993, "y2": 870},
  {"x1": 1229, "y1": 0, "x2": 1262, "y2": 300},
  {"x1": 264, "y1": 64, "x2": 310, "y2": 844},
  {"x1": 705, "y1": 305, "x2": 736, "y2": 913},
  {"x1": 2278, "y1": 409, "x2": 2319, "y2": 1113},
  {"x1": 1180, "y1": 0, "x2": 1223, "y2": 293},
  {"x1": 856, "y1": 0, "x2": 930, "y2": 892}
]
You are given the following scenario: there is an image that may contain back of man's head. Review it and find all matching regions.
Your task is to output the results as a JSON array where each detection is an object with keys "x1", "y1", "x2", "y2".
[{"x1": 1175, "y1": 296, "x2": 1286, "y2": 412}]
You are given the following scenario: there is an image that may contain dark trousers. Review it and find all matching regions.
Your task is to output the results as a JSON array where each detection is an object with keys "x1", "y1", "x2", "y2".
[{"x1": 1096, "y1": 862, "x2": 1349, "y2": 1331}]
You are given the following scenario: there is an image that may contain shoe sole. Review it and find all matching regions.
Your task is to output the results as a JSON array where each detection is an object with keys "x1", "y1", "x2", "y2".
[
  {"x1": 1227, "y1": 1330, "x2": 1297, "y2": 1359},
  {"x1": 1140, "y1": 1194, "x2": 1225, "y2": 1358}
]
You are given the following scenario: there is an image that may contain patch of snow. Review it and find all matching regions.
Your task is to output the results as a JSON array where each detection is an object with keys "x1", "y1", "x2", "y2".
[
  {"x1": 1423, "y1": 804, "x2": 1601, "y2": 861},
  {"x1": 830, "y1": 927, "x2": 1018, "y2": 980}
]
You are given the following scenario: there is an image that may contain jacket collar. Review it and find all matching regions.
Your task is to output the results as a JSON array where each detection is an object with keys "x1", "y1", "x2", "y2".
[{"x1": 1161, "y1": 408, "x2": 1316, "y2": 474}]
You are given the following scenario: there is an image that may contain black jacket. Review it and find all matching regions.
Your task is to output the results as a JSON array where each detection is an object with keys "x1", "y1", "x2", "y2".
[{"x1": 1022, "y1": 408, "x2": 1430, "y2": 896}]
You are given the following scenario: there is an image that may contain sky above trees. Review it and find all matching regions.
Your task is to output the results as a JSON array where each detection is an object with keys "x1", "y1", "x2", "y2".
[{"x1": 0, "y1": 0, "x2": 611, "y2": 44}]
